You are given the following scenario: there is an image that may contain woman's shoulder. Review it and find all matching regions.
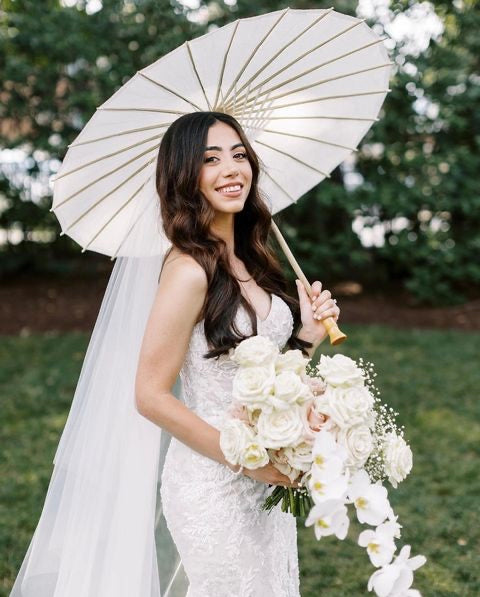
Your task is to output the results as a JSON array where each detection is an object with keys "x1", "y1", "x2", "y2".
[{"x1": 160, "y1": 247, "x2": 208, "y2": 291}]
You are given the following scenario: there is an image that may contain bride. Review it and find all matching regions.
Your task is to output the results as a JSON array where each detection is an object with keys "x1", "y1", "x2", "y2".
[
  {"x1": 9, "y1": 111, "x2": 340, "y2": 597},
  {"x1": 136, "y1": 111, "x2": 340, "y2": 596}
]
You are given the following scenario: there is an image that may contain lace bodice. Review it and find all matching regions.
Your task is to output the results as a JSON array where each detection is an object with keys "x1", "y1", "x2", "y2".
[{"x1": 179, "y1": 293, "x2": 294, "y2": 424}]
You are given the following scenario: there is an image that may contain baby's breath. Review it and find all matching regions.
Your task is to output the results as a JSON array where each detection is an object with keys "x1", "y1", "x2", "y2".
[{"x1": 358, "y1": 359, "x2": 404, "y2": 483}]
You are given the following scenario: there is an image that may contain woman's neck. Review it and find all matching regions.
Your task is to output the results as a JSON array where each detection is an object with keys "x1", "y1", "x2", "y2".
[{"x1": 210, "y1": 212, "x2": 235, "y2": 258}]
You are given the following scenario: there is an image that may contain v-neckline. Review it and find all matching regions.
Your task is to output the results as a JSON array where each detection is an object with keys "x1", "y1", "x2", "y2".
[{"x1": 242, "y1": 293, "x2": 275, "y2": 323}]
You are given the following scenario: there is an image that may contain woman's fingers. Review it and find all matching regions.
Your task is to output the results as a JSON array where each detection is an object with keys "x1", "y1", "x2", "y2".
[
  {"x1": 311, "y1": 289, "x2": 331, "y2": 312},
  {"x1": 310, "y1": 280, "x2": 322, "y2": 301}
]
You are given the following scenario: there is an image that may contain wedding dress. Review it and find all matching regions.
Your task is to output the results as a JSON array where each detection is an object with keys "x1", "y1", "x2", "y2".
[{"x1": 160, "y1": 293, "x2": 301, "y2": 597}]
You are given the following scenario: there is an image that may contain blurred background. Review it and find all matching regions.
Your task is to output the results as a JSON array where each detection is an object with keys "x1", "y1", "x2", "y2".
[{"x1": 1, "y1": 1, "x2": 479, "y2": 596}]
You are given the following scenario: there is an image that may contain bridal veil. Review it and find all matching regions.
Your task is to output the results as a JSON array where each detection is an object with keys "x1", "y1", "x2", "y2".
[{"x1": 10, "y1": 198, "x2": 189, "y2": 596}]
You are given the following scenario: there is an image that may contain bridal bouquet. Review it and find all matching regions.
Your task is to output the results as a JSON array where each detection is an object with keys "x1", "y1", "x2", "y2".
[{"x1": 219, "y1": 335, "x2": 426, "y2": 596}]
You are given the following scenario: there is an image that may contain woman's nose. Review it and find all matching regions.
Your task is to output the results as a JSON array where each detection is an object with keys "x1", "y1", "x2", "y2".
[{"x1": 222, "y1": 158, "x2": 239, "y2": 177}]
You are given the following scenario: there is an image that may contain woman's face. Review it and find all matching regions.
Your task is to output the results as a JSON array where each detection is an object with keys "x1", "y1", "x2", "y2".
[{"x1": 198, "y1": 121, "x2": 253, "y2": 216}]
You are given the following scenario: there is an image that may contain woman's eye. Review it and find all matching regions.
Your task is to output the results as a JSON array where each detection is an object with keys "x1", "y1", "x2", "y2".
[
  {"x1": 234, "y1": 152, "x2": 247, "y2": 160},
  {"x1": 204, "y1": 156, "x2": 218, "y2": 163}
]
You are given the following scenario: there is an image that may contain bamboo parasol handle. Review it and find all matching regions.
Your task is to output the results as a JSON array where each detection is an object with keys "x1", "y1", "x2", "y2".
[{"x1": 271, "y1": 220, "x2": 347, "y2": 346}]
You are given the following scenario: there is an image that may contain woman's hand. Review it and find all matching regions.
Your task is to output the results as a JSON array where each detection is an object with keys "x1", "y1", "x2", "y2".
[
  {"x1": 295, "y1": 279, "x2": 341, "y2": 346},
  {"x1": 241, "y1": 462, "x2": 302, "y2": 489}
]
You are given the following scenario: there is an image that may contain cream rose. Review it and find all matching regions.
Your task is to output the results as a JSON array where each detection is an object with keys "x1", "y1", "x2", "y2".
[
  {"x1": 231, "y1": 335, "x2": 279, "y2": 368},
  {"x1": 275, "y1": 349, "x2": 309, "y2": 376},
  {"x1": 232, "y1": 364, "x2": 275, "y2": 410},
  {"x1": 337, "y1": 424, "x2": 374, "y2": 469},
  {"x1": 270, "y1": 371, "x2": 312, "y2": 410},
  {"x1": 303, "y1": 375, "x2": 327, "y2": 396},
  {"x1": 316, "y1": 385, "x2": 374, "y2": 429},
  {"x1": 268, "y1": 448, "x2": 301, "y2": 483},
  {"x1": 239, "y1": 440, "x2": 270, "y2": 469},
  {"x1": 284, "y1": 440, "x2": 314, "y2": 472},
  {"x1": 383, "y1": 433, "x2": 413, "y2": 488},
  {"x1": 256, "y1": 405, "x2": 305, "y2": 449},
  {"x1": 219, "y1": 419, "x2": 255, "y2": 466},
  {"x1": 316, "y1": 354, "x2": 365, "y2": 388}
]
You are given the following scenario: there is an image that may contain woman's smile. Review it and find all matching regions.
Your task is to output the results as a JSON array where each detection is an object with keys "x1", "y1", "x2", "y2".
[
  {"x1": 215, "y1": 182, "x2": 244, "y2": 197},
  {"x1": 199, "y1": 121, "x2": 253, "y2": 214}
]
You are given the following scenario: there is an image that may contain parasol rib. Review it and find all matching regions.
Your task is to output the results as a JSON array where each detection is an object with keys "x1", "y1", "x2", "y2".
[
  {"x1": 110, "y1": 194, "x2": 159, "y2": 260},
  {"x1": 222, "y1": 8, "x2": 290, "y2": 105},
  {"x1": 60, "y1": 157, "x2": 156, "y2": 234},
  {"x1": 229, "y1": 37, "x2": 388, "y2": 111},
  {"x1": 185, "y1": 41, "x2": 212, "y2": 110},
  {"x1": 138, "y1": 72, "x2": 204, "y2": 112},
  {"x1": 237, "y1": 62, "x2": 394, "y2": 107},
  {"x1": 213, "y1": 20, "x2": 240, "y2": 111},
  {"x1": 53, "y1": 143, "x2": 158, "y2": 210},
  {"x1": 228, "y1": 8, "x2": 334, "y2": 104},
  {"x1": 261, "y1": 128, "x2": 357, "y2": 152},
  {"x1": 81, "y1": 178, "x2": 150, "y2": 252},
  {"x1": 226, "y1": 16, "x2": 366, "y2": 109},
  {"x1": 68, "y1": 122, "x2": 171, "y2": 149},
  {"x1": 267, "y1": 89, "x2": 391, "y2": 111},
  {"x1": 98, "y1": 107, "x2": 188, "y2": 115},
  {"x1": 255, "y1": 139, "x2": 330, "y2": 178},
  {"x1": 251, "y1": 115, "x2": 378, "y2": 122},
  {"x1": 55, "y1": 134, "x2": 162, "y2": 181},
  {"x1": 262, "y1": 168, "x2": 297, "y2": 204}
]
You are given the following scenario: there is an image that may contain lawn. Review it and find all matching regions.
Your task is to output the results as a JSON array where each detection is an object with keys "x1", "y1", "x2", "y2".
[{"x1": 1, "y1": 324, "x2": 479, "y2": 596}]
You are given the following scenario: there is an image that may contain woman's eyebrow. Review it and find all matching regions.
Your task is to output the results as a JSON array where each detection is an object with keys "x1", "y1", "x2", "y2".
[{"x1": 204, "y1": 143, "x2": 245, "y2": 151}]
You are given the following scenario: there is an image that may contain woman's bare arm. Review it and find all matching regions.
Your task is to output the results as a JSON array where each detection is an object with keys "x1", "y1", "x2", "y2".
[
  {"x1": 135, "y1": 253, "x2": 236, "y2": 470},
  {"x1": 135, "y1": 253, "x2": 302, "y2": 488}
]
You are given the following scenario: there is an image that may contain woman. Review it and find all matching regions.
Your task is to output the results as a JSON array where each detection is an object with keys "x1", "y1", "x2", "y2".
[{"x1": 135, "y1": 111, "x2": 341, "y2": 596}]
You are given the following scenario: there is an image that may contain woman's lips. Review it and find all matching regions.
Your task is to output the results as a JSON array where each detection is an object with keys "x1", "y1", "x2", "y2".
[{"x1": 215, "y1": 184, "x2": 243, "y2": 197}]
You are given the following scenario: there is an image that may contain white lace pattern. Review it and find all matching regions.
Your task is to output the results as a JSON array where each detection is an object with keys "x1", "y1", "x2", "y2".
[{"x1": 160, "y1": 294, "x2": 300, "y2": 597}]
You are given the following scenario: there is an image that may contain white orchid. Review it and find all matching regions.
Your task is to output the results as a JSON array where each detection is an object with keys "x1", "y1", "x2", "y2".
[
  {"x1": 349, "y1": 470, "x2": 391, "y2": 526},
  {"x1": 308, "y1": 472, "x2": 349, "y2": 504},
  {"x1": 312, "y1": 430, "x2": 348, "y2": 464},
  {"x1": 305, "y1": 499, "x2": 350, "y2": 540},
  {"x1": 367, "y1": 545, "x2": 426, "y2": 597},
  {"x1": 383, "y1": 511, "x2": 403, "y2": 539},
  {"x1": 358, "y1": 525, "x2": 397, "y2": 568}
]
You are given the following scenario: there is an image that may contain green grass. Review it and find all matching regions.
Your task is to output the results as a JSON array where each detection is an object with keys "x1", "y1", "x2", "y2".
[{"x1": 1, "y1": 325, "x2": 479, "y2": 596}]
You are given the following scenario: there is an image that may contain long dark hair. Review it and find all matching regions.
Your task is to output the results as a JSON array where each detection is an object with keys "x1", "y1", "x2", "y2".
[{"x1": 156, "y1": 111, "x2": 312, "y2": 358}]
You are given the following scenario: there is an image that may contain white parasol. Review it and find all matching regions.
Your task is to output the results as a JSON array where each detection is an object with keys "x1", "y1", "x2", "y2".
[{"x1": 51, "y1": 7, "x2": 392, "y2": 343}]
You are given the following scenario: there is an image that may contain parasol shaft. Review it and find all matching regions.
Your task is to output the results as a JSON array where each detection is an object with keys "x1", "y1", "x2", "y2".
[{"x1": 271, "y1": 219, "x2": 347, "y2": 346}]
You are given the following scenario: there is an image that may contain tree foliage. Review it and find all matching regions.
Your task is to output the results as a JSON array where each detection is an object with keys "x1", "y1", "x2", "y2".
[{"x1": 0, "y1": 0, "x2": 478, "y2": 304}]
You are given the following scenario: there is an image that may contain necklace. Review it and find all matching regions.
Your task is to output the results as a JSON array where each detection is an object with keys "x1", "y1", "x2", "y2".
[{"x1": 236, "y1": 276, "x2": 252, "y2": 283}]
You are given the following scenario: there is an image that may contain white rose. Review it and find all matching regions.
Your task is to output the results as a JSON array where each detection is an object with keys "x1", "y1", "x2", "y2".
[
  {"x1": 284, "y1": 441, "x2": 314, "y2": 472},
  {"x1": 316, "y1": 385, "x2": 374, "y2": 429},
  {"x1": 275, "y1": 350, "x2": 309, "y2": 376},
  {"x1": 219, "y1": 419, "x2": 255, "y2": 466},
  {"x1": 239, "y1": 440, "x2": 270, "y2": 469},
  {"x1": 231, "y1": 335, "x2": 279, "y2": 368},
  {"x1": 383, "y1": 433, "x2": 413, "y2": 488},
  {"x1": 317, "y1": 354, "x2": 365, "y2": 388},
  {"x1": 257, "y1": 405, "x2": 305, "y2": 449},
  {"x1": 337, "y1": 424, "x2": 373, "y2": 469},
  {"x1": 232, "y1": 364, "x2": 275, "y2": 410},
  {"x1": 270, "y1": 371, "x2": 312, "y2": 410}
]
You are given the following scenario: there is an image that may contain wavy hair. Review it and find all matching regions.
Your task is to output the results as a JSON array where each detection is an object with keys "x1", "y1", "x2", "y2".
[{"x1": 156, "y1": 111, "x2": 312, "y2": 358}]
